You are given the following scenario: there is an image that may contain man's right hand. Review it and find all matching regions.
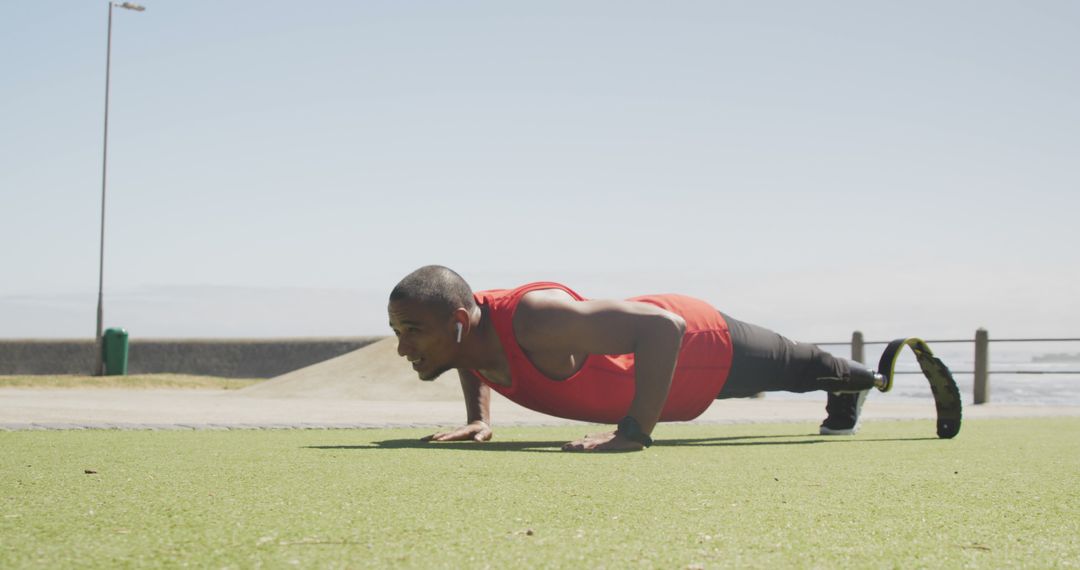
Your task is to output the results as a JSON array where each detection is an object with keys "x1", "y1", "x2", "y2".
[{"x1": 421, "y1": 420, "x2": 492, "y2": 443}]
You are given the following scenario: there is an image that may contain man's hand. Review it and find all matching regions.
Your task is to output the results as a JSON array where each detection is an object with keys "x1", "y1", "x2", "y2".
[
  {"x1": 561, "y1": 431, "x2": 645, "y2": 452},
  {"x1": 421, "y1": 420, "x2": 492, "y2": 443}
]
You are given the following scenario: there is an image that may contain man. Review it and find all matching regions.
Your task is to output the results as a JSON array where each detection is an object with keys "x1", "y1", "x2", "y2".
[{"x1": 388, "y1": 265, "x2": 890, "y2": 452}]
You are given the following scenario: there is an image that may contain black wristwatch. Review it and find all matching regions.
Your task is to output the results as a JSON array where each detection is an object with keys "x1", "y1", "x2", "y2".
[{"x1": 616, "y1": 416, "x2": 653, "y2": 448}]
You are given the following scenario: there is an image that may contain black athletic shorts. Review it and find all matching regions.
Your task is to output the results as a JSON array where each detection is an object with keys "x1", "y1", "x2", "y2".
[{"x1": 717, "y1": 312, "x2": 851, "y2": 399}]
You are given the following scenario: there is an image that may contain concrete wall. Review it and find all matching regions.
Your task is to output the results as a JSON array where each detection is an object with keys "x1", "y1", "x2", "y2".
[{"x1": 0, "y1": 337, "x2": 384, "y2": 378}]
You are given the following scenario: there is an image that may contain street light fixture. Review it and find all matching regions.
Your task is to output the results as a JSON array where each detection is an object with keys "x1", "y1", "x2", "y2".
[{"x1": 96, "y1": 1, "x2": 146, "y2": 375}]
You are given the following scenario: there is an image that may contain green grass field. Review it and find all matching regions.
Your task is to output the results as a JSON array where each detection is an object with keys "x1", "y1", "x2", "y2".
[
  {"x1": 0, "y1": 374, "x2": 260, "y2": 390},
  {"x1": 2, "y1": 418, "x2": 1078, "y2": 568}
]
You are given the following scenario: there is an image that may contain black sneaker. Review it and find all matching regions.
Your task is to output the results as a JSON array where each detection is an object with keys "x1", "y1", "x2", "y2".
[{"x1": 819, "y1": 390, "x2": 868, "y2": 435}]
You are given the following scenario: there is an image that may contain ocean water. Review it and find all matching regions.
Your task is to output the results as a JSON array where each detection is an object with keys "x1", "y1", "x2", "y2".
[{"x1": 769, "y1": 341, "x2": 1080, "y2": 406}]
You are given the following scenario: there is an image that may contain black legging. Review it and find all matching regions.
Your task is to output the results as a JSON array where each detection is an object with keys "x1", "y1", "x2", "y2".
[{"x1": 718, "y1": 312, "x2": 868, "y2": 399}]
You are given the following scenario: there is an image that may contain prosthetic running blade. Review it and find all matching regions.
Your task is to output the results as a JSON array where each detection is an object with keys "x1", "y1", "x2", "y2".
[{"x1": 878, "y1": 338, "x2": 962, "y2": 439}]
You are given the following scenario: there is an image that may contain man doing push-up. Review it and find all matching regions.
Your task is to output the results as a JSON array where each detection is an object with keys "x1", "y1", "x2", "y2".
[{"x1": 388, "y1": 265, "x2": 893, "y2": 452}]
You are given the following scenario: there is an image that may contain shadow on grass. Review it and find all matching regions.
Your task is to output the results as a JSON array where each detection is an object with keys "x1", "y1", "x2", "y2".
[
  {"x1": 661, "y1": 435, "x2": 940, "y2": 446},
  {"x1": 307, "y1": 440, "x2": 569, "y2": 453},
  {"x1": 305, "y1": 433, "x2": 939, "y2": 453}
]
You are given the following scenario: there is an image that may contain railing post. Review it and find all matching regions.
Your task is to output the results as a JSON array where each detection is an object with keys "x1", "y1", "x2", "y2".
[
  {"x1": 851, "y1": 330, "x2": 865, "y2": 364},
  {"x1": 974, "y1": 328, "x2": 989, "y2": 404}
]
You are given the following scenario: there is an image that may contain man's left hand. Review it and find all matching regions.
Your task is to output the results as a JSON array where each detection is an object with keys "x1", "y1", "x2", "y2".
[{"x1": 561, "y1": 431, "x2": 645, "y2": 452}]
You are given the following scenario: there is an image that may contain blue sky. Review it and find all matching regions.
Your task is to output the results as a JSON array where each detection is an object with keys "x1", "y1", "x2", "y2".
[{"x1": 2, "y1": 1, "x2": 1078, "y2": 340}]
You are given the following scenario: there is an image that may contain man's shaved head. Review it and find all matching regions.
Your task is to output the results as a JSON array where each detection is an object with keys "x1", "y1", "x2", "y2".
[{"x1": 390, "y1": 265, "x2": 477, "y2": 317}]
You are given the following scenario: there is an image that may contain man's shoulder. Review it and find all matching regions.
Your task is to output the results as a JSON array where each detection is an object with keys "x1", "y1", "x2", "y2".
[
  {"x1": 512, "y1": 289, "x2": 578, "y2": 347},
  {"x1": 478, "y1": 283, "x2": 577, "y2": 306},
  {"x1": 519, "y1": 288, "x2": 576, "y2": 307}
]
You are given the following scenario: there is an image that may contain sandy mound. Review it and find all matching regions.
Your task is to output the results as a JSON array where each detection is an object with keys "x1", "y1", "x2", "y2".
[{"x1": 237, "y1": 337, "x2": 463, "y2": 401}]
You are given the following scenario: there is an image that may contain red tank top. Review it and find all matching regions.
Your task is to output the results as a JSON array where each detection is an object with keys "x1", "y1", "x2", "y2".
[{"x1": 471, "y1": 282, "x2": 733, "y2": 423}]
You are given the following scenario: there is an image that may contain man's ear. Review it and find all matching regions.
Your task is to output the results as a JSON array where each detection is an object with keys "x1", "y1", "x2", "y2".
[{"x1": 451, "y1": 308, "x2": 471, "y2": 341}]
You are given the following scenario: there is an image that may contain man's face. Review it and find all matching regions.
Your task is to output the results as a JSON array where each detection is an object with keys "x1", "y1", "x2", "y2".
[{"x1": 388, "y1": 299, "x2": 457, "y2": 381}]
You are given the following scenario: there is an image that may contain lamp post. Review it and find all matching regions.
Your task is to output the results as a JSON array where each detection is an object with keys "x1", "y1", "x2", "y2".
[{"x1": 96, "y1": 1, "x2": 145, "y2": 376}]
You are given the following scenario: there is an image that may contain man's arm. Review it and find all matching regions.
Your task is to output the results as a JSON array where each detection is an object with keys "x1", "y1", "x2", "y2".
[
  {"x1": 516, "y1": 292, "x2": 686, "y2": 439},
  {"x1": 421, "y1": 369, "x2": 492, "y2": 442},
  {"x1": 461, "y1": 368, "x2": 491, "y2": 426}
]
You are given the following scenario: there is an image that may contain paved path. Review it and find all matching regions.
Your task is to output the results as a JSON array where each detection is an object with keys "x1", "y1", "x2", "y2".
[{"x1": 2, "y1": 389, "x2": 1078, "y2": 431}]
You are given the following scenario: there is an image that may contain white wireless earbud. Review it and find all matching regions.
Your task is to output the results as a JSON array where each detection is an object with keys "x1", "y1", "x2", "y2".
[{"x1": 455, "y1": 322, "x2": 463, "y2": 343}]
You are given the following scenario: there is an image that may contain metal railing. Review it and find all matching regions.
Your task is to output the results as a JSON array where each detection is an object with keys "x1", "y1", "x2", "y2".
[{"x1": 814, "y1": 329, "x2": 1080, "y2": 405}]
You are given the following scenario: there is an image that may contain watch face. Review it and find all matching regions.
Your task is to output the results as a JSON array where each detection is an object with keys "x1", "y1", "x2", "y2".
[{"x1": 618, "y1": 416, "x2": 652, "y2": 447}]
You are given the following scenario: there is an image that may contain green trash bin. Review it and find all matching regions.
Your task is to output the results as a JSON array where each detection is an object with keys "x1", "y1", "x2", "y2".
[{"x1": 102, "y1": 327, "x2": 129, "y2": 376}]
